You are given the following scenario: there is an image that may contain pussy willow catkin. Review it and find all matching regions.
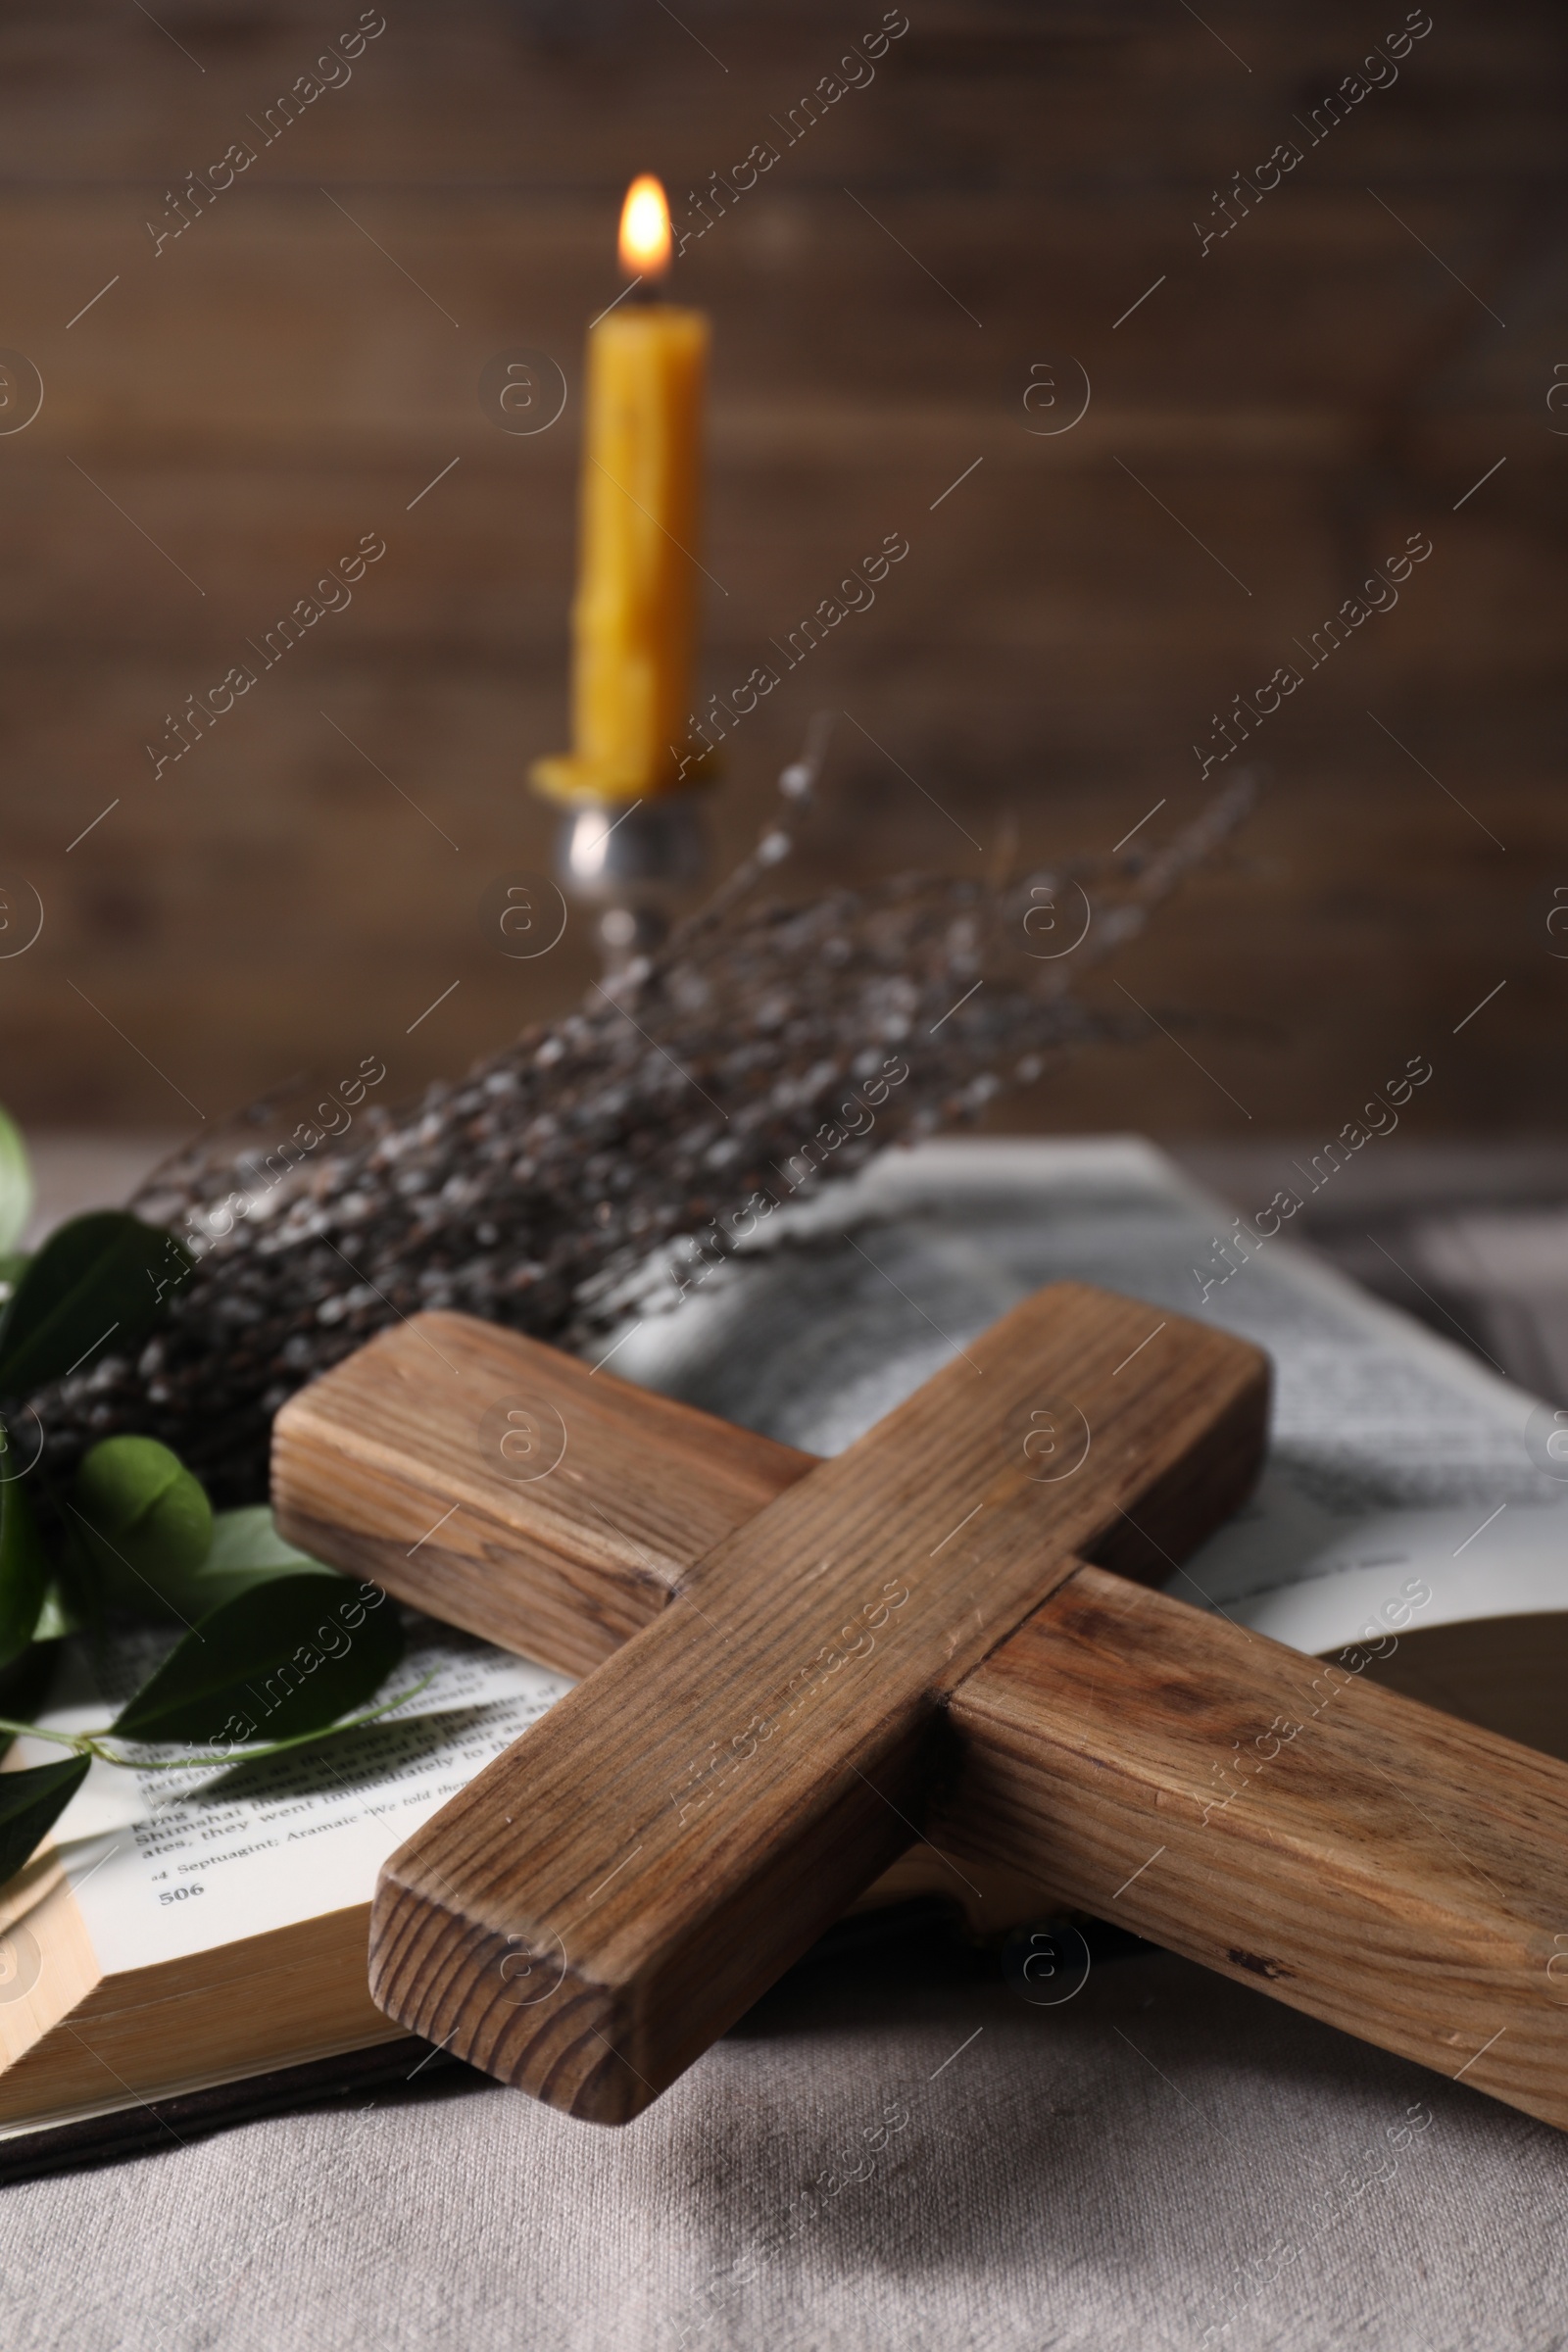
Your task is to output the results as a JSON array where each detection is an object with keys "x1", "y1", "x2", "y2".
[{"x1": 35, "y1": 778, "x2": 1252, "y2": 1502}]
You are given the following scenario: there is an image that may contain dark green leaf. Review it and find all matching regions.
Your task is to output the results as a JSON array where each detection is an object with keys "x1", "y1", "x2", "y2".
[
  {"x1": 0, "y1": 1469, "x2": 47, "y2": 1670},
  {"x1": 91, "y1": 1501, "x2": 338, "y2": 1627},
  {"x1": 71, "y1": 1437, "x2": 213, "y2": 1621},
  {"x1": 110, "y1": 1572, "x2": 404, "y2": 1746},
  {"x1": 0, "y1": 1211, "x2": 192, "y2": 1397},
  {"x1": 0, "y1": 1754, "x2": 89, "y2": 1888},
  {"x1": 0, "y1": 1638, "x2": 61, "y2": 1764},
  {"x1": 192, "y1": 1506, "x2": 337, "y2": 1607},
  {"x1": 28, "y1": 1583, "x2": 78, "y2": 1643},
  {"x1": 0, "y1": 1104, "x2": 30, "y2": 1258}
]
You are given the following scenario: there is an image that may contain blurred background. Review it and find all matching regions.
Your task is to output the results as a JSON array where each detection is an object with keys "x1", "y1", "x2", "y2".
[{"x1": 0, "y1": 0, "x2": 1562, "y2": 1185}]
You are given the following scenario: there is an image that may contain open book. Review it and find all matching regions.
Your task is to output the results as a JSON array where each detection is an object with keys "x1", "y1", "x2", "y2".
[{"x1": 4, "y1": 1137, "x2": 1562, "y2": 2152}]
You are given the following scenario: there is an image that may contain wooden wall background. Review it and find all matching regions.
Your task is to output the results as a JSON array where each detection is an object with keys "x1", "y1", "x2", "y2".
[{"x1": 0, "y1": 0, "x2": 1563, "y2": 1142}]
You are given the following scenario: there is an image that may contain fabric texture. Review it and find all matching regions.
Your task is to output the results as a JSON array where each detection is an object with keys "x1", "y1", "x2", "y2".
[{"x1": 5, "y1": 1947, "x2": 1563, "y2": 2352}]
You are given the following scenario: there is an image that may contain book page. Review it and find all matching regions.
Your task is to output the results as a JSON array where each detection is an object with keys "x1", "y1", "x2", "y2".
[
  {"x1": 15, "y1": 1626, "x2": 571, "y2": 1976},
  {"x1": 613, "y1": 1136, "x2": 1567, "y2": 1619}
]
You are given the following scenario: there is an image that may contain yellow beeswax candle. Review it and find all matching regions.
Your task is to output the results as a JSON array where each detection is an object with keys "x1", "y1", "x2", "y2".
[{"x1": 531, "y1": 176, "x2": 710, "y2": 806}]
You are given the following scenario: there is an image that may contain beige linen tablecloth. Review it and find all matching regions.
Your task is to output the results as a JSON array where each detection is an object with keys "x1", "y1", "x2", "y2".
[{"x1": 8, "y1": 1943, "x2": 1563, "y2": 2352}]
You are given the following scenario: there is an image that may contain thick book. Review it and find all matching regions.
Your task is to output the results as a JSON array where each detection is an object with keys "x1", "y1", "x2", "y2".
[{"x1": 3, "y1": 1137, "x2": 1561, "y2": 2160}]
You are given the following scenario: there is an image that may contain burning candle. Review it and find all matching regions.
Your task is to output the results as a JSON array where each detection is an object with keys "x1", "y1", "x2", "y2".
[{"x1": 531, "y1": 175, "x2": 710, "y2": 806}]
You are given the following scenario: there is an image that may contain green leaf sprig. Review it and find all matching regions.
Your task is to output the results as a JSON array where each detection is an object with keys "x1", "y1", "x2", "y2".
[
  {"x1": 0, "y1": 1208, "x2": 192, "y2": 1398},
  {"x1": 0, "y1": 1491, "x2": 420, "y2": 1885},
  {"x1": 0, "y1": 1107, "x2": 416, "y2": 1892}
]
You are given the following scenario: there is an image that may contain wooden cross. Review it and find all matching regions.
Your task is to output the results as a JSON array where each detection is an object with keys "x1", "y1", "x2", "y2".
[{"x1": 274, "y1": 1283, "x2": 1568, "y2": 2132}]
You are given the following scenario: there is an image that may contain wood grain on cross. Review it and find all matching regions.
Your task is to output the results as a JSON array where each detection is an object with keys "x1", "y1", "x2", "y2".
[{"x1": 274, "y1": 1284, "x2": 1568, "y2": 2131}]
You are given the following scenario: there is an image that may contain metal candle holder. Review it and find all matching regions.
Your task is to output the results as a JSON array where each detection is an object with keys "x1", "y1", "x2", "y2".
[{"x1": 555, "y1": 790, "x2": 710, "y2": 971}]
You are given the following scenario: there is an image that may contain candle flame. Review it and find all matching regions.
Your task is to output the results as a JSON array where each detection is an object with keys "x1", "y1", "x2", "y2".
[{"x1": 618, "y1": 174, "x2": 671, "y2": 279}]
